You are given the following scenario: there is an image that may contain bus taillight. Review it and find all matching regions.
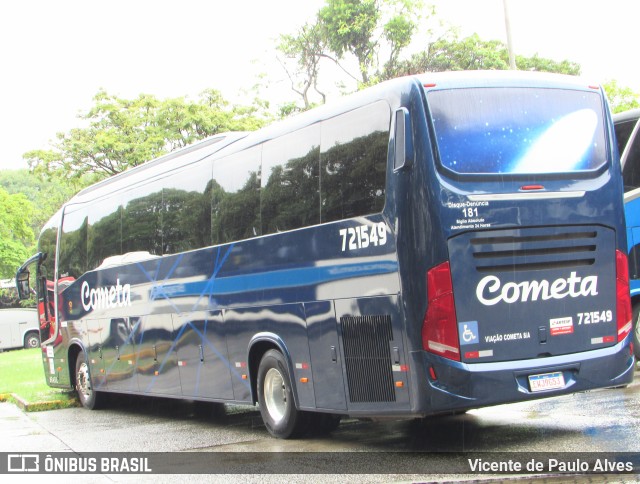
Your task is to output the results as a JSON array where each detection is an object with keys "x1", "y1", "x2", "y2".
[
  {"x1": 616, "y1": 250, "x2": 633, "y2": 342},
  {"x1": 422, "y1": 261, "x2": 460, "y2": 361}
]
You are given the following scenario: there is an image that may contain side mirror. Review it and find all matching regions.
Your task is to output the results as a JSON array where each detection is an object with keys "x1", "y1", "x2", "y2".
[
  {"x1": 16, "y1": 270, "x2": 31, "y2": 300},
  {"x1": 393, "y1": 108, "x2": 413, "y2": 171}
]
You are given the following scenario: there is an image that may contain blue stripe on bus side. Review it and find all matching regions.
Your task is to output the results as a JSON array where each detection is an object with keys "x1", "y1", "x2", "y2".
[{"x1": 149, "y1": 260, "x2": 399, "y2": 300}]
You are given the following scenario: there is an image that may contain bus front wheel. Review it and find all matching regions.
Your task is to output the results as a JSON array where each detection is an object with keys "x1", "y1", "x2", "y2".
[
  {"x1": 75, "y1": 352, "x2": 104, "y2": 410},
  {"x1": 257, "y1": 349, "x2": 308, "y2": 439}
]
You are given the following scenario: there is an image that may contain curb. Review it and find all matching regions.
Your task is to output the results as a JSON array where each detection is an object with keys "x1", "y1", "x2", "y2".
[{"x1": 0, "y1": 392, "x2": 77, "y2": 412}]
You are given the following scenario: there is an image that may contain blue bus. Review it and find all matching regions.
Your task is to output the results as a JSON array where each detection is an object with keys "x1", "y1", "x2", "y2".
[
  {"x1": 18, "y1": 72, "x2": 635, "y2": 438},
  {"x1": 614, "y1": 108, "x2": 640, "y2": 359}
]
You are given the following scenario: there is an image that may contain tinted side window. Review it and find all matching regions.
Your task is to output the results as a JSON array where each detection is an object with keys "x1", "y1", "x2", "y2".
[
  {"x1": 59, "y1": 207, "x2": 88, "y2": 280},
  {"x1": 121, "y1": 182, "x2": 163, "y2": 256},
  {"x1": 212, "y1": 146, "x2": 262, "y2": 244},
  {"x1": 320, "y1": 102, "x2": 390, "y2": 223},
  {"x1": 262, "y1": 124, "x2": 320, "y2": 235},
  {"x1": 88, "y1": 200, "x2": 122, "y2": 270},
  {"x1": 615, "y1": 119, "x2": 637, "y2": 157},
  {"x1": 163, "y1": 161, "x2": 213, "y2": 254},
  {"x1": 622, "y1": 133, "x2": 640, "y2": 192}
]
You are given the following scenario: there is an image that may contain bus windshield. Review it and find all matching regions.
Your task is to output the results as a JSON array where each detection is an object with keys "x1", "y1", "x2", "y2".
[{"x1": 428, "y1": 87, "x2": 606, "y2": 176}]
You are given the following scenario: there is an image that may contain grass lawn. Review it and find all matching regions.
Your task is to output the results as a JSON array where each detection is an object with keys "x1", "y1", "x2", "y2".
[{"x1": 0, "y1": 348, "x2": 77, "y2": 410}]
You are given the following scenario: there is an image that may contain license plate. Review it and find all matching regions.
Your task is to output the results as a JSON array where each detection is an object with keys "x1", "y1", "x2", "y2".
[{"x1": 528, "y1": 372, "x2": 565, "y2": 392}]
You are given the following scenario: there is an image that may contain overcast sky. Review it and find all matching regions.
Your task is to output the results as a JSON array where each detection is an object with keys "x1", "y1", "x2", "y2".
[{"x1": 1, "y1": 0, "x2": 638, "y2": 172}]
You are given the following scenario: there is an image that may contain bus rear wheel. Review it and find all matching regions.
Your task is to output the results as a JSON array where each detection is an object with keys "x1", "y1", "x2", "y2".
[
  {"x1": 75, "y1": 352, "x2": 104, "y2": 410},
  {"x1": 257, "y1": 349, "x2": 308, "y2": 439}
]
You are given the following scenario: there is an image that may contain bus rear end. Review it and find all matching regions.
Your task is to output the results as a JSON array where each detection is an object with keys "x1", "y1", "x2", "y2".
[{"x1": 412, "y1": 73, "x2": 635, "y2": 413}]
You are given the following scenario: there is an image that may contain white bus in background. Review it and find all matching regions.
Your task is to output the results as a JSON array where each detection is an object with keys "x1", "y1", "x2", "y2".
[{"x1": 0, "y1": 308, "x2": 39, "y2": 350}]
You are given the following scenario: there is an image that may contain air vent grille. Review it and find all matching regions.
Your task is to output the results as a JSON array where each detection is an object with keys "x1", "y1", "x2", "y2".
[
  {"x1": 469, "y1": 230, "x2": 598, "y2": 273},
  {"x1": 341, "y1": 315, "x2": 395, "y2": 403}
]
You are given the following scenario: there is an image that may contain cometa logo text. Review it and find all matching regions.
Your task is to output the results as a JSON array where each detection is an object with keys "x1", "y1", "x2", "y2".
[
  {"x1": 81, "y1": 279, "x2": 132, "y2": 311},
  {"x1": 476, "y1": 272, "x2": 598, "y2": 306}
]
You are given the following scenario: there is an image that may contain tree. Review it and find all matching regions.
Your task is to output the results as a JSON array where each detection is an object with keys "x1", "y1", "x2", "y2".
[
  {"x1": 277, "y1": 0, "x2": 424, "y2": 108},
  {"x1": 603, "y1": 79, "x2": 640, "y2": 114},
  {"x1": 278, "y1": 2, "x2": 580, "y2": 108},
  {"x1": 0, "y1": 169, "x2": 77, "y2": 237},
  {"x1": 0, "y1": 187, "x2": 35, "y2": 279},
  {"x1": 278, "y1": 22, "x2": 329, "y2": 111},
  {"x1": 318, "y1": 0, "x2": 381, "y2": 85},
  {"x1": 394, "y1": 34, "x2": 580, "y2": 76},
  {"x1": 25, "y1": 89, "x2": 269, "y2": 181}
]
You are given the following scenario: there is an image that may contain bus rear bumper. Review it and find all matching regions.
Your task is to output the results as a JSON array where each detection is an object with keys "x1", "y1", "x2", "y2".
[{"x1": 420, "y1": 338, "x2": 635, "y2": 414}]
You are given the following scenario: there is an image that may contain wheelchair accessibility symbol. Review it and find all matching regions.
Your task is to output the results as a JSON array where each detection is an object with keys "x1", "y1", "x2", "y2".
[{"x1": 458, "y1": 321, "x2": 479, "y2": 345}]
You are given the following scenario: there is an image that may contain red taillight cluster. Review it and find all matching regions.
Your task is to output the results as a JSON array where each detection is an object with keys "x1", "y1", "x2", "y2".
[
  {"x1": 422, "y1": 261, "x2": 460, "y2": 361},
  {"x1": 616, "y1": 250, "x2": 633, "y2": 342}
]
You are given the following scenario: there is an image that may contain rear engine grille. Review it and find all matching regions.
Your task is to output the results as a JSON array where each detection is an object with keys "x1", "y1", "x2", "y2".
[{"x1": 341, "y1": 315, "x2": 396, "y2": 403}]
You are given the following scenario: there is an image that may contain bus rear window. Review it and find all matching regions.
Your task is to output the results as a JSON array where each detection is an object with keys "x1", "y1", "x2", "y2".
[{"x1": 428, "y1": 88, "x2": 606, "y2": 176}]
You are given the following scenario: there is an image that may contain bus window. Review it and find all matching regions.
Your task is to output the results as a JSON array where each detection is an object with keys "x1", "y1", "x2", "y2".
[
  {"x1": 211, "y1": 146, "x2": 262, "y2": 244},
  {"x1": 162, "y1": 161, "x2": 213, "y2": 254},
  {"x1": 615, "y1": 119, "x2": 637, "y2": 156},
  {"x1": 429, "y1": 88, "x2": 606, "y2": 176},
  {"x1": 622, "y1": 129, "x2": 640, "y2": 191},
  {"x1": 320, "y1": 101, "x2": 390, "y2": 223},
  {"x1": 262, "y1": 124, "x2": 320, "y2": 235},
  {"x1": 88, "y1": 199, "x2": 122, "y2": 270},
  {"x1": 59, "y1": 207, "x2": 88, "y2": 280},
  {"x1": 121, "y1": 182, "x2": 163, "y2": 256}
]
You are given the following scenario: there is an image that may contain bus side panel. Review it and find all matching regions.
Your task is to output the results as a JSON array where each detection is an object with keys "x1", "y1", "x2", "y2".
[
  {"x1": 135, "y1": 313, "x2": 182, "y2": 396},
  {"x1": 174, "y1": 310, "x2": 234, "y2": 400},
  {"x1": 102, "y1": 316, "x2": 139, "y2": 393},
  {"x1": 306, "y1": 300, "x2": 347, "y2": 411},
  {"x1": 223, "y1": 303, "x2": 315, "y2": 407},
  {"x1": 86, "y1": 318, "x2": 108, "y2": 390}
]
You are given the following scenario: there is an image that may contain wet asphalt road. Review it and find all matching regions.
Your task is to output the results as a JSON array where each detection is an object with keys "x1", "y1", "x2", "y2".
[{"x1": 2, "y1": 364, "x2": 639, "y2": 482}]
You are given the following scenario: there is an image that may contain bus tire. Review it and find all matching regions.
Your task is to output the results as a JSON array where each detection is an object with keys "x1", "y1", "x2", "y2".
[
  {"x1": 23, "y1": 332, "x2": 40, "y2": 349},
  {"x1": 633, "y1": 303, "x2": 640, "y2": 360},
  {"x1": 257, "y1": 349, "x2": 308, "y2": 439},
  {"x1": 75, "y1": 352, "x2": 104, "y2": 410},
  {"x1": 307, "y1": 413, "x2": 341, "y2": 435}
]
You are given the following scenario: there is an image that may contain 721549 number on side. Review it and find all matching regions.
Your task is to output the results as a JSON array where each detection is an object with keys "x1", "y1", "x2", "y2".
[{"x1": 340, "y1": 222, "x2": 387, "y2": 252}]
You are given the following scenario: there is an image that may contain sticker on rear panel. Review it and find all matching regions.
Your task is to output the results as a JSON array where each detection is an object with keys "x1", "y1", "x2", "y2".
[
  {"x1": 458, "y1": 321, "x2": 479, "y2": 345},
  {"x1": 550, "y1": 317, "x2": 574, "y2": 336}
]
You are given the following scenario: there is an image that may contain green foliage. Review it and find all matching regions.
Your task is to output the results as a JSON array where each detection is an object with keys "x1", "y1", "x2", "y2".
[
  {"x1": 278, "y1": 1, "x2": 579, "y2": 106},
  {"x1": 603, "y1": 79, "x2": 640, "y2": 114},
  {"x1": 394, "y1": 34, "x2": 580, "y2": 77},
  {"x1": 25, "y1": 89, "x2": 269, "y2": 181},
  {"x1": 0, "y1": 169, "x2": 77, "y2": 237},
  {"x1": 515, "y1": 54, "x2": 580, "y2": 75},
  {"x1": 0, "y1": 187, "x2": 35, "y2": 278},
  {"x1": 278, "y1": 0, "x2": 424, "y2": 108},
  {"x1": 319, "y1": 0, "x2": 380, "y2": 84},
  {"x1": 278, "y1": 22, "x2": 328, "y2": 109}
]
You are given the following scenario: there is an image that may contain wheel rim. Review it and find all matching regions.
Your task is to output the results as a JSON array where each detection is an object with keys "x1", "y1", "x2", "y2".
[
  {"x1": 635, "y1": 319, "x2": 640, "y2": 344},
  {"x1": 263, "y1": 367, "x2": 287, "y2": 424},
  {"x1": 27, "y1": 337, "x2": 38, "y2": 348},
  {"x1": 77, "y1": 362, "x2": 92, "y2": 402}
]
